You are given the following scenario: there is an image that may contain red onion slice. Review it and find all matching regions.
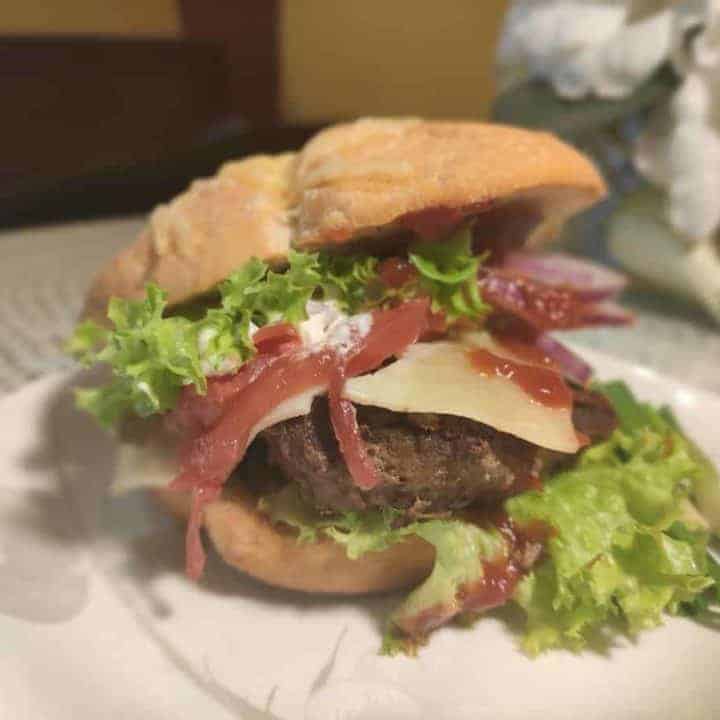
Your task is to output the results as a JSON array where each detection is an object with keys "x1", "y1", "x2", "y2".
[
  {"x1": 499, "y1": 252, "x2": 627, "y2": 302},
  {"x1": 580, "y1": 301, "x2": 634, "y2": 326},
  {"x1": 535, "y1": 334, "x2": 593, "y2": 386}
]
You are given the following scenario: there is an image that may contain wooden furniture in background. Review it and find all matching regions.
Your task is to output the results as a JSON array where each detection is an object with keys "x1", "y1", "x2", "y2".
[
  {"x1": 0, "y1": 37, "x2": 231, "y2": 196},
  {"x1": 0, "y1": 1, "x2": 282, "y2": 224},
  {"x1": 179, "y1": 0, "x2": 278, "y2": 124},
  {"x1": 0, "y1": 2, "x2": 509, "y2": 227}
]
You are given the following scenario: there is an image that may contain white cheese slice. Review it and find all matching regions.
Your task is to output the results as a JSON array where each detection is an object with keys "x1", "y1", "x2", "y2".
[
  {"x1": 246, "y1": 387, "x2": 320, "y2": 444},
  {"x1": 111, "y1": 431, "x2": 179, "y2": 495},
  {"x1": 112, "y1": 331, "x2": 581, "y2": 494},
  {"x1": 343, "y1": 335, "x2": 581, "y2": 454}
]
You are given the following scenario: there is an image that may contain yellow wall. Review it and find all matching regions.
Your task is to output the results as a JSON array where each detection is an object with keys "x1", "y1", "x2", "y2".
[
  {"x1": 0, "y1": 0, "x2": 180, "y2": 36},
  {"x1": 1, "y1": 2, "x2": 507, "y2": 120},
  {"x1": 281, "y1": 0, "x2": 508, "y2": 122}
]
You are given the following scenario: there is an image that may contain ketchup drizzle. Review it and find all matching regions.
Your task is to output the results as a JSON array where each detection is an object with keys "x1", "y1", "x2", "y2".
[
  {"x1": 395, "y1": 513, "x2": 555, "y2": 639},
  {"x1": 467, "y1": 347, "x2": 572, "y2": 409}
]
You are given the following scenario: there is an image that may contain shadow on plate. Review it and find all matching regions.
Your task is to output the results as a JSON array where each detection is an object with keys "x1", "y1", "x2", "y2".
[
  {"x1": 15, "y1": 368, "x2": 407, "y2": 718},
  {"x1": 18, "y1": 367, "x2": 399, "y2": 613}
]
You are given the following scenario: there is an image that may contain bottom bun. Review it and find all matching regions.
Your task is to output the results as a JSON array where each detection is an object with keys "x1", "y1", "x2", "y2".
[{"x1": 152, "y1": 486, "x2": 435, "y2": 595}]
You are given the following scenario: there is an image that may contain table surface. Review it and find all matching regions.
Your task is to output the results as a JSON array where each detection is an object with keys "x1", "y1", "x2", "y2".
[{"x1": 1, "y1": 216, "x2": 719, "y2": 396}]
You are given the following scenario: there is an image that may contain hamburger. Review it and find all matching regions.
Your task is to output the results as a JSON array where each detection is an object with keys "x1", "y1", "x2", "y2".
[{"x1": 71, "y1": 118, "x2": 719, "y2": 654}]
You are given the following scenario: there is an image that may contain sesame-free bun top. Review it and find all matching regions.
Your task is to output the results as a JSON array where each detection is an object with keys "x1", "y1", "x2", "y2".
[{"x1": 84, "y1": 118, "x2": 605, "y2": 320}]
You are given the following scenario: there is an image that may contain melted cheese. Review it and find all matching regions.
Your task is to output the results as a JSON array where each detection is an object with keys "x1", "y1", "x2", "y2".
[
  {"x1": 112, "y1": 332, "x2": 581, "y2": 493},
  {"x1": 343, "y1": 334, "x2": 581, "y2": 454}
]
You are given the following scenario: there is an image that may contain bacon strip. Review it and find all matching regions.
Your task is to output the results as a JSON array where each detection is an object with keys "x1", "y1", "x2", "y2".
[
  {"x1": 167, "y1": 356, "x2": 276, "y2": 437},
  {"x1": 184, "y1": 484, "x2": 222, "y2": 580},
  {"x1": 328, "y1": 365, "x2": 382, "y2": 491},
  {"x1": 346, "y1": 299, "x2": 430, "y2": 376},
  {"x1": 253, "y1": 322, "x2": 302, "y2": 356},
  {"x1": 171, "y1": 299, "x2": 432, "y2": 579},
  {"x1": 166, "y1": 323, "x2": 302, "y2": 439}
]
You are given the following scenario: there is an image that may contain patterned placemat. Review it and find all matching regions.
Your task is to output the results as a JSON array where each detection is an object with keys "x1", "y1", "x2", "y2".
[
  {"x1": 1, "y1": 216, "x2": 719, "y2": 395},
  {"x1": 0, "y1": 217, "x2": 143, "y2": 393}
]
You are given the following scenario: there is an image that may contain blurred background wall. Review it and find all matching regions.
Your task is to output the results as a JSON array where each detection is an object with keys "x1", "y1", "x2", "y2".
[
  {"x1": 0, "y1": 1, "x2": 180, "y2": 35},
  {"x1": 0, "y1": 1, "x2": 507, "y2": 226},
  {"x1": 281, "y1": 1, "x2": 505, "y2": 122}
]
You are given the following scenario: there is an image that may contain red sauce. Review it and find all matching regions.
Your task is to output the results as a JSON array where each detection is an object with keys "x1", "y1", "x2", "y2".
[
  {"x1": 378, "y1": 257, "x2": 417, "y2": 288},
  {"x1": 491, "y1": 335, "x2": 556, "y2": 369},
  {"x1": 395, "y1": 200, "x2": 498, "y2": 241},
  {"x1": 395, "y1": 557, "x2": 522, "y2": 639},
  {"x1": 395, "y1": 513, "x2": 555, "y2": 639},
  {"x1": 396, "y1": 206, "x2": 468, "y2": 239},
  {"x1": 493, "y1": 512, "x2": 556, "y2": 550},
  {"x1": 460, "y1": 558, "x2": 522, "y2": 613},
  {"x1": 467, "y1": 347, "x2": 572, "y2": 409},
  {"x1": 420, "y1": 310, "x2": 449, "y2": 341}
]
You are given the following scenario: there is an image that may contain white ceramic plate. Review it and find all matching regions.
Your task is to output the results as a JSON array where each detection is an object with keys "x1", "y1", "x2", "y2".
[{"x1": 1, "y1": 348, "x2": 719, "y2": 720}]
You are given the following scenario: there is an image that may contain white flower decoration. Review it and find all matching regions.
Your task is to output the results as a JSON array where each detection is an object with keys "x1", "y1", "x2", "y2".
[
  {"x1": 497, "y1": 1, "x2": 688, "y2": 98},
  {"x1": 499, "y1": 0, "x2": 720, "y2": 322},
  {"x1": 636, "y1": 2, "x2": 720, "y2": 242}
]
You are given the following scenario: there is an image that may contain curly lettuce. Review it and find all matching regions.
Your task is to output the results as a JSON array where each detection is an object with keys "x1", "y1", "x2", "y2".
[
  {"x1": 70, "y1": 232, "x2": 492, "y2": 427},
  {"x1": 72, "y1": 285, "x2": 206, "y2": 427},
  {"x1": 261, "y1": 382, "x2": 719, "y2": 655},
  {"x1": 409, "y1": 224, "x2": 489, "y2": 321},
  {"x1": 507, "y1": 381, "x2": 718, "y2": 654},
  {"x1": 259, "y1": 484, "x2": 506, "y2": 651}
]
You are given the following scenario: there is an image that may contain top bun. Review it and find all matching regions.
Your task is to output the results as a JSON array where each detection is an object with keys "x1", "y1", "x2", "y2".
[{"x1": 84, "y1": 118, "x2": 605, "y2": 320}]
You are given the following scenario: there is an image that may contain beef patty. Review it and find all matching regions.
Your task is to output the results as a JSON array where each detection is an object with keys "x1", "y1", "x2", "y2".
[{"x1": 260, "y1": 389, "x2": 616, "y2": 517}]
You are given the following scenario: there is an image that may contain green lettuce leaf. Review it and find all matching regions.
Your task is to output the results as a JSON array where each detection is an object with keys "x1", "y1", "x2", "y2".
[
  {"x1": 73, "y1": 285, "x2": 205, "y2": 428},
  {"x1": 384, "y1": 520, "x2": 505, "y2": 650},
  {"x1": 316, "y1": 253, "x2": 383, "y2": 314},
  {"x1": 409, "y1": 224, "x2": 489, "y2": 321},
  {"x1": 259, "y1": 484, "x2": 505, "y2": 650},
  {"x1": 70, "y1": 238, "x2": 493, "y2": 427},
  {"x1": 66, "y1": 320, "x2": 110, "y2": 364},
  {"x1": 251, "y1": 380, "x2": 720, "y2": 656},
  {"x1": 221, "y1": 251, "x2": 323, "y2": 326},
  {"x1": 507, "y1": 381, "x2": 718, "y2": 654}
]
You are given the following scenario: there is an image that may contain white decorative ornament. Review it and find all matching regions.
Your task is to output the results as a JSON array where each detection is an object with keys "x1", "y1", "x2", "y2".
[
  {"x1": 636, "y1": 2, "x2": 720, "y2": 242},
  {"x1": 497, "y1": 1, "x2": 677, "y2": 98},
  {"x1": 499, "y1": 0, "x2": 720, "y2": 322},
  {"x1": 621, "y1": 2, "x2": 720, "y2": 320}
]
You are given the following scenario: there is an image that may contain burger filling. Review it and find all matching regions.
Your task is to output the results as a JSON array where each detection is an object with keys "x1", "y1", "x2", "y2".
[
  {"x1": 261, "y1": 391, "x2": 617, "y2": 518},
  {"x1": 70, "y1": 223, "x2": 720, "y2": 654}
]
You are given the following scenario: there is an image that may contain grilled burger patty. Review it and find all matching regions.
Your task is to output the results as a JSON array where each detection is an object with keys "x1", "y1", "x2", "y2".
[{"x1": 260, "y1": 389, "x2": 617, "y2": 517}]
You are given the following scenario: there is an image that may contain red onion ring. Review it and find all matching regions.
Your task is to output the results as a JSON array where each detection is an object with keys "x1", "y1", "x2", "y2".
[
  {"x1": 535, "y1": 334, "x2": 593, "y2": 386},
  {"x1": 499, "y1": 251, "x2": 627, "y2": 302},
  {"x1": 579, "y1": 301, "x2": 634, "y2": 326}
]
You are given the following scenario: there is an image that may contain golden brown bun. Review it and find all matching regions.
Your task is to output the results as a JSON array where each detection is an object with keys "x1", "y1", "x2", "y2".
[
  {"x1": 83, "y1": 154, "x2": 296, "y2": 322},
  {"x1": 293, "y1": 117, "x2": 605, "y2": 248},
  {"x1": 84, "y1": 118, "x2": 605, "y2": 319},
  {"x1": 92, "y1": 118, "x2": 605, "y2": 593},
  {"x1": 153, "y1": 486, "x2": 434, "y2": 594}
]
